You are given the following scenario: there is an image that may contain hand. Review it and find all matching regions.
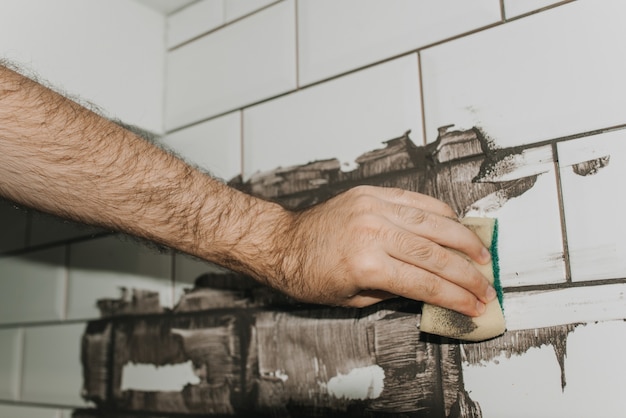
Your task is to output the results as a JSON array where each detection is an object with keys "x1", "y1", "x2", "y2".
[{"x1": 278, "y1": 185, "x2": 496, "y2": 316}]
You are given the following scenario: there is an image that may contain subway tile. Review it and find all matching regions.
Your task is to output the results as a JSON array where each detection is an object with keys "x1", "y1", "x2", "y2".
[
  {"x1": 159, "y1": 111, "x2": 241, "y2": 181},
  {"x1": 167, "y1": 0, "x2": 225, "y2": 49},
  {"x1": 224, "y1": 0, "x2": 277, "y2": 22},
  {"x1": 298, "y1": 0, "x2": 501, "y2": 85},
  {"x1": 0, "y1": 328, "x2": 22, "y2": 400},
  {"x1": 67, "y1": 235, "x2": 172, "y2": 320},
  {"x1": 243, "y1": 54, "x2": 422, "y2": 179},
  {"x1": 557, "y1": 130, "x2": 626, "y2": 282},
  {"x1": 29, "y1": 212, "x2": 100, "y2": 247},
  {"x1": 462, "y1": 320, "x2": 626, "y2": 418},
  {"x1": 0, "y1": 199, "x2": 28, "y2": 253},
  {"x1": 466, "y1": 145, "x2": 565, "y2": 287},
  {"x1": 504, "y1": 0, "x2": 567, "y2": 18},
  {"x1": 165, "y1": 0, "x2": 296, "y2": 130},
  {"x1": 421, "y1": 0, "x2": 626, "y2": 147},
  {"x1": 0, "y1": 247, "x2": 66, "y2": 324},
  {"x1": 0, "y1": 404, "x2": 62, "y2": 418},
  {"x1": 21, "y1": 323, "x2": 88, "y2": 406}
]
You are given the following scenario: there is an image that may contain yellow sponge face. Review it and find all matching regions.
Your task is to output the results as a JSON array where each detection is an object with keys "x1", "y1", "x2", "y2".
[{"x1": 418, "y1": 217, "x2": 505, "y2": 342}]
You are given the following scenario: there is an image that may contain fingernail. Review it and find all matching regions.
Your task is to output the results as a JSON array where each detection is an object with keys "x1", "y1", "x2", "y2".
[
  {"x1": 485, "y1": 286, "x2": 497, "y2": 302},
  {"x1": 481, "y1": 247, "x2": 491, "y2": 263},
  {"x1": 476, "y1": 301, "x2": 486, "y2": 315}
]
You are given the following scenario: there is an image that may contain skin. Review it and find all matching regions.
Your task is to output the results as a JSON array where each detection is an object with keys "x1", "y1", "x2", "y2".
[{"x1": 0, "y1": 64, "x2": 496, "y2": 316}]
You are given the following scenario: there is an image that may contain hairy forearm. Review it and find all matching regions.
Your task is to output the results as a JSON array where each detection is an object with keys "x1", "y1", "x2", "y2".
[{"x1": 0, "y1": 65, "x2": 290, "y2": 282}]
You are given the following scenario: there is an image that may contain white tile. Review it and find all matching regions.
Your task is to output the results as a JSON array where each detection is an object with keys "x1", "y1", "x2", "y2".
[
  {"x1": 67, "y1": 235, "x2": 172, "y2": 320},
  {"x1": 0, "y1": 404, "x2": 62, "y2": 418},
  {"x1": 21, "y1": 323, "x2": 88, "y2": 406},
  {"x1": 462, "y1": 320, "x2": 626, "y2": 418},
  {"x1": 0, "y1": 328, "x2": 22, "y2": 400},
  {"x1": 167, "y1": 0, "x2": 225, "y2": 48},
  {"x1": 298, "y1": 0, "x2": 501, "y2": 85},
  {"x1": 160, "y1": 111, "x2": 241, "y2": 181},
  {"x1": 165, "y1": 0, "x2": 296, "y2": 130},
  {"x1": 224, "y1": 0, "x2": 277, "y2": 22},
  {"x1": 421, "y1": 0, "x2": 626, "y2": 147},
  {"x1": 0, "y1": 0, "x2": 165, "y2": 133},
  {"x1": 0, "y1": 247, "x2": 66, "y2": 324},
  {"x1": 0, "y1": 199, "x2": 27, "y2": 253},
  {"x1": 504, "y1": 0, "x2": 567, "y2": 18},
  {"x1": 466, "y1": 146, "x2": 565, "y2": 287},
  {"x1": 558, "y1": 130, "x2": 626, "y2": 281},
  {"x1": 243, "y1": 54, "x2": 422, "y2": 179},
  {"x1": 503, "y1": 283, "x2": 626, "y2": 330},
  {"x1": 29, "y1": 213, "x2": 99, "y2": 247}
]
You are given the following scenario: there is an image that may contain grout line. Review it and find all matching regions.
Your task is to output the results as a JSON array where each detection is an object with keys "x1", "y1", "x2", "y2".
[
  {"x1": 416, "y1": 51, "x2": 428, "y2": 147},
  {"x1": 60, "y1": 245, "x2": 70, "y2": 320},
  {"x1": 161, "y1": 7, "x2": 169, "y2": 136},
  {"x1": 167, "y1": 0, "x2": 283, "y2": 52},
  {"x1": 170, "y1": 251, "x2": 176, "y2": 310},
  {"x1": 502, "y1": 277, "x2": 626, "y2": 294},
  {"x1": 240, "y1": 110, "x2": 245, "y2": 180},
  {"x1": 552, "y1": 142, "x2": 573, "y2": 282},
  {"x1": 0, "y1": 231, "x2": 115, "y2": 259},
  {"x1": 503, "y1": 0, "x2": 577, "y2": 23},
  {"x1": 165, "y1": 0, "x2": 202, "y2": 17},
  {"x1": 294, "y1": 0, "x2": 300, "y2": 89},
  {"x1": 16, "y1": 328, "x2": 24, "y2": 401},
  {"x1": 500, "y1": 0, "x2": 506, "y2": 21},
  {"x1": 0, "y1": 318, "x2": 92, "y2": 331}
]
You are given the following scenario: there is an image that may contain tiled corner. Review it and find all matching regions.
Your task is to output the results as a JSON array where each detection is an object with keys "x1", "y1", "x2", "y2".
[
  {"x1": 0, "y1": 404, "x2": 64, "y2": 418},
  {"x1": 165, "y1": 0, "x2": 296, "y2": 130},
  {"x1": 243, "y1": 54, "x2": 422, "y2": 179},
  {"x1": 0, "y1": 328, "x2": 22, "y2": 400},
  {"x1": 297, "y1": 0, "x2": 501, "y2": 85},
  {"x1": 29, "y1": 212, "x2": 100, "y2": 247},
  {"x1": 167, "y1": 0, "x2": 225, "y2": 49},
  {"x1": 224, "y1": 0, "x2": 277, "y2": 22},
  {"x1": 462, "y1": 320, "x2": 626, "y2": 417},
  {"x1": 21, "y1": 323, "x2": 88, "y2": 406},
  {"x1": 67, "y1": 235, "x2": 172, "y2": 320},
  {"x1": 0, "y1": 199, "x2": 28, "y2": 253},
  {"x1": 0, "y1": 247, "x2": 66, "y2": 324},
  {"x1": 159, "y1": 111, "x2": 242, "y2": 182},
  {"x1": 558, "y1": 130, "x2": 626, "y2": 282},
  {"x1": 466, "y1": 145, "x2": 565, "y2": 287},
  {"x1": 421, "y1": 0, "x2": 626, "y2": 147},
  {"x1": 504, "y1": 0, "x2": 568, "y2": 18}
]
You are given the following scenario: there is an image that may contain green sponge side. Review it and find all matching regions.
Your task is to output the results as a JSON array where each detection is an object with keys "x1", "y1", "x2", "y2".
[{"x1": 491, "y1": 218, "x2": 504, "y2": 311}]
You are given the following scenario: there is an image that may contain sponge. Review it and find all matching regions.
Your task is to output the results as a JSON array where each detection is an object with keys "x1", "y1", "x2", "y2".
[{"x1": 418, "y1": 217, "x2": 505, "y2": 342}]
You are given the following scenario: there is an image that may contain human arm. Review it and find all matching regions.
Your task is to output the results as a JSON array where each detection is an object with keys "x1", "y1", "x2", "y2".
[{"x1": 0, "y1": 64, "x2": 495, "y2": 316}]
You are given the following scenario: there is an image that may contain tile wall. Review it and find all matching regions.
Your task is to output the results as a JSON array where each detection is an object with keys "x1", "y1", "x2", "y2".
[{"x1": 2, "y1": 0, "x2": 625, "y2": 417}]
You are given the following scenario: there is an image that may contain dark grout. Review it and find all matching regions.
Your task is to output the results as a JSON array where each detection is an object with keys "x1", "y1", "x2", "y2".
[{"x1": 552, "y1": 142, "x2": 573, "y2": 283}]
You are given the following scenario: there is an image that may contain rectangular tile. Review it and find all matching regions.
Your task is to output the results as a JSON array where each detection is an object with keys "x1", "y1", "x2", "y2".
[
  {"x1": 0, "y1": 328, "x2": 22, "y2": 400},
  {"x1": 503, "y1": 283, "x2": 626, "y2": 330},
  {"x1": 243, "y1": 54, "x2": 422, "y2": 179},
  {"x1": 298, "y1": 0, "x2": 501, "y2": 85},
  {"x1": 557, "y1": 130, "x2": 626, "y2": 281},
  {"x1": 462, "y1": 320, "x2": 626, "y2": 418},
  {"x1": 29, "y1": 212, "x2": 100, "y2": 247},
  {"x1": 504, "y1": 0, "x2": 568, "y2": 18},
  {"x1": 421, "y1": 0, "x2": 626, "y2": 147},
  {"x1": 167, "y1": 0, "x2": 225, "y2": 49},
  {"x1": 0, "y1": 199, "x2": 28, "y2": 253},
  {"x1": 159, "y1": 111, "x2": 241, "y2": 181},
  {"x1": 224, "y1": 0, "x2": 277, "y2": 22},
  {"x1": 22, "y1": 323, "x2": 88, "y2": 406},
  {"x1": 465, "y1": 145, "x2": 566, "y2": 287},
  {"x1": 165, "y1": 0, "x2": 296, "y2": 130},
  {"x1": 0, "y1": 405, "x2": 62, "y2": 418},
  {"x1": 0, "y1": 247, "x2": 66, "y2": 324},
  {"x1": 67, "y1": 235, "x2": 172, "y2": 320}
]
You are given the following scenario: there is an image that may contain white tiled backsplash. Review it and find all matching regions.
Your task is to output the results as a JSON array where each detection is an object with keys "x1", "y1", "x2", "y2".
[{"x1": 2, "y1": 0, "x2": 625, "y2": 416}]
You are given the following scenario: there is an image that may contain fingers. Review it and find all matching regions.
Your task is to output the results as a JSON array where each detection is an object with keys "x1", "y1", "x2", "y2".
[
  {"x1": 360, "y1": 256, "x2": 492, "y2": 316},
  {"x1": 388, "y1": 204, "x2": 491, "y2": 265}
]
